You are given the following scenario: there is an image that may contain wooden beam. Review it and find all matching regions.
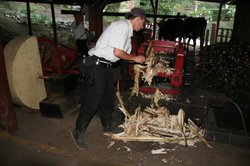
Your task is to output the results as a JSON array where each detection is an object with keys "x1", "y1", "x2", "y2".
[
  {"x1": 103, "y1": 12, "x2": 186, "y2": 19},
  {"x1": 0, "y1": 41, "x2": 17, "y2": 133},
  {"x1": 103, "y1": 12, "x2": 186, "y2": 18},
  {"x1": 1, "y1": 0, "x2": 92, "y2": 5},
  {"x1": 61, "y1": 10, "x2": 85, "y2": 15}
]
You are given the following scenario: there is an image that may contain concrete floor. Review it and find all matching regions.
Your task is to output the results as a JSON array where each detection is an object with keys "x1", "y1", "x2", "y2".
[{"x1": 1, "y1": 83, "x2": 250, "y2": 166}]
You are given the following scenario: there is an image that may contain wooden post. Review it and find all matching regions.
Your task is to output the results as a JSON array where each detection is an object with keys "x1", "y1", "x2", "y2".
[
  {"x1": 210, "y1": 23, "x2": 217, "y2": 44},
  {"x1": 0, "y1": 41, "x2": 17, "y2": 133},
  {"x1": 26, "y1": 2, "x2": 32, "y2": 35},
  {"x1": 216, "y1": 3, "x2": 222, "y2": 42},
  {"x1": 50, "y1": 3, "x2": 58, "y2": 44},
  {"x1": 152, "y1": 0, "x2": 158, "y2": 40},
  {"x1": 225, "y1": 29, "x2": 230, "y2": 42},
  {"x1": 219, "y1": 28, "x2": 224, "y2": 42},
  {"x1": 89, "y1": 0, "x2": 103, "y2": 41},
  {"x1": 203, "y1": 29, "x2": 210, "y2": 70}
]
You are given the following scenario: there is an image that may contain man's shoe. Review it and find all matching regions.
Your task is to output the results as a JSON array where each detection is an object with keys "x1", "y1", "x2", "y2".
[
  {"x1": 103, "y1": 125, "x2": 124, "y2": 134},
  {"x1": 71, "y1": 130, "x2": 87, "y2": 150}
]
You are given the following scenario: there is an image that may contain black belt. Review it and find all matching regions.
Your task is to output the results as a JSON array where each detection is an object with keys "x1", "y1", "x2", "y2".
[{"x1": 91, "y1": 55, "x2": 112, "y2": 68}]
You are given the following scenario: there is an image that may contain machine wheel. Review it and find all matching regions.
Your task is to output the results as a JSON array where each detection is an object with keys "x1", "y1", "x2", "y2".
[{"x1": 4, "y1": 36, "x2": 47, "y2": 109}]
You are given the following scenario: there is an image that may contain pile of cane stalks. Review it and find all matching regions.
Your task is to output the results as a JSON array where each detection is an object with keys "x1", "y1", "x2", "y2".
[
  {"x1": 107, "y1": 42, "x2": 212, "y2": 148},
  {"x1": 111, "y1": 85, "x2": 212, "y2": 148}
]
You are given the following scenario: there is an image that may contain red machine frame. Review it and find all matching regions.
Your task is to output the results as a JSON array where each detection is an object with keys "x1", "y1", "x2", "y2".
[
  {"x1": 38, "y1": 37, "x2": 81, "y2": 76},
  {"x1": 130, "y1": 40, "x2": 185, "y2": 95}
]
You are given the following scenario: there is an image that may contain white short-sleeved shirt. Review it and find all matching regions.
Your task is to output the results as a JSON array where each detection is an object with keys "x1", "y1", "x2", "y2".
[
  {"x1": 71, "y1": 21, "x2": 87, "y2": 40},
  {"x1": 89, "y1": 19, "x2": 133, "y2": 62}
]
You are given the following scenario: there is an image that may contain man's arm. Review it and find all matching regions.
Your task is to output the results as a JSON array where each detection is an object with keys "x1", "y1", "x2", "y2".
[{"x1": 113, "y1": 48, "x2": 145, "y2": 64}]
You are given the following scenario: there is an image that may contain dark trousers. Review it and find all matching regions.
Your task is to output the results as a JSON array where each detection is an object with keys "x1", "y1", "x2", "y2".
[
  {"x1": 76, "y1": 62, "x2": 115, "y2": 128},
  {"x1": 76, "y1": 39, "x2": 89, "y2": 57}
]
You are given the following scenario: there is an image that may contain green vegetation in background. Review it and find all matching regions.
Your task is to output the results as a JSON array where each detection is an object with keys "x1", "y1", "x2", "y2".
[
  {"x1": 0, "y1": 1, "x2": 235, "y2": 29},
  {"x1": 104, "y1": 0, "x2": 235, "y2": 30},
  {"x1": 0, "y1": 0, "x2": 236, "y2": 42},
  {"x1": 0, "y1": 2, "x2": 73, "y2": 27}
]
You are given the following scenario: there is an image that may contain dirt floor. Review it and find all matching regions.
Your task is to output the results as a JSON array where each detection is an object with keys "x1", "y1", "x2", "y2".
[
  {"x1": 1, "y1": 84, "x2": 250, "y2": 166},
  {"x1": 2, "y1": 62, "x2": 250, "y2": 162}
]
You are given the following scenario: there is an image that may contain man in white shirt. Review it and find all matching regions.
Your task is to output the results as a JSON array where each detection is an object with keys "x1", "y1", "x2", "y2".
[
  {"x1": 72, "y1": 7, "x2": 147, "y2": 150},
  {"x1": 72, "y1": 11, "x2": 89, "y2": 57}
]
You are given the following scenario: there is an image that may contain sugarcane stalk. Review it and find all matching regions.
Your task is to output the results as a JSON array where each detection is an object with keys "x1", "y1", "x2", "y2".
[
  {"x1": 145, "y1": 42, "x2": 153, "y2": 57},
  {"x1": 186, "y1": 123, "x2": 212, "y2": 148},
  {"x1": 177, "y1": 109, "x2": 187, "y2": 148},
  {"x1": 130, "y1": 64, "x2": 145, "y2": 97},
  {"x1": 116, "y1": 81, "x2": 131, "y2": 118},
  {"x1": 135, "y1": 105, "x2": 141, "y2": 136},
  {"x1": 147, "y1": 125, "x2": 183, "y2": 137},
  {"x1": 111, "y1": 135, "x2": 193, "y2": 144},
  {"x1": 143, "y1": 109, "x2": 158, "y2": 118}
]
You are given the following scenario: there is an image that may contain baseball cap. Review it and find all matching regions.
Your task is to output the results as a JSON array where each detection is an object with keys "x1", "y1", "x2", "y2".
[{"x1": 125, "y1": 7, "x2": 147, "y2": 20}]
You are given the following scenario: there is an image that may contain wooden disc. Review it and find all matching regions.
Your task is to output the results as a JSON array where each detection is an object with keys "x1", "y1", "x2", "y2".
[{"x1": 4, "y1": 36, "x2": 47, "y2": 109}]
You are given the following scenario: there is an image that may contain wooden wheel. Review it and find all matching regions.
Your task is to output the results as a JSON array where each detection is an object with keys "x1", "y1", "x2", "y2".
[{"x1": 4, "y1": 36, "x2": 47, "y2": 109}]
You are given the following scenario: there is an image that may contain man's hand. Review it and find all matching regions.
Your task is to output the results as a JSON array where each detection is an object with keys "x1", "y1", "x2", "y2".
[
  {"x1": 134, "y1": 55, "x2": 145, "y2": 64},
  {"x1": 113, "y1": 48, "x2": 145, "y2": 64}
]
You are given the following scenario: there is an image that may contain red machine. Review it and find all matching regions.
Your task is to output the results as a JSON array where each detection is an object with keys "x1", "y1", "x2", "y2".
[
  {"x1": 37, "y1": 37, "x2": 82, "y2": 95},
  {"x1": 38, "y1": 37, "x2": 81, "y2": 76},
  {"x1": 130, "y1": 40, "x2": 185, "y2": 95}
]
